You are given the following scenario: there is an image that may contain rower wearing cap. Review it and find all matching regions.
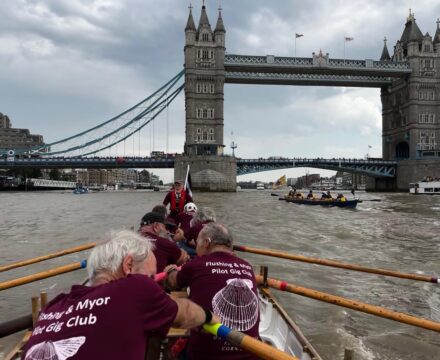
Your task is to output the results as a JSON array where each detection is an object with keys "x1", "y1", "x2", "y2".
[
  {"x1": 139, "y1": 212, "x2": 189, "y2": 273},
  {"x1": 163, "y1": 180, "x2": 193, "y2": 219}
]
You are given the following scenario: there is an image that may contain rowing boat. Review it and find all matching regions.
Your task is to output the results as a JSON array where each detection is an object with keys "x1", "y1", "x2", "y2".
[
  {"x1": 3, "y1": 285, "x2": 323, "y2": 360},
  {"x1": 283, "y1": 197, "x2": 359, "y2": 208}
]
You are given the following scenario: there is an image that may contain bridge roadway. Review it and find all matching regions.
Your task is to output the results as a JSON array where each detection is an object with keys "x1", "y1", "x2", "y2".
[
  {"x1": 224, "y1": 54, "x2": 412, "y2": 87},
  {"x1": 0, "y1": 156, "x2": 397, "y2": 178}
]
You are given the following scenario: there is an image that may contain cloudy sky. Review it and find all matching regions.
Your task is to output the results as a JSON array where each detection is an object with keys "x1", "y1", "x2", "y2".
[{"x1": 1, "y1": 0, "x2": 439, "y2": 182}]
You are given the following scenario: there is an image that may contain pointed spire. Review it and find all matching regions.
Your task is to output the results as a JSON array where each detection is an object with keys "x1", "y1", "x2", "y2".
[
  {"x1": 214, "y1": 5, "x2": 225, "y2": 33},
  {"x1": 380, "y1": 37, "x2": 391, "y2": 61},
  {"x1": 400, "y1": 11, "x2": 423, "y2": 45},
  {"x1": 198, "y1": 3, "x2": 211, "y2": 31},
  {"x1": 185, "y1": 4, "x2": 196, "y2": 31},
  {"x1": 434, "y1": 18, "x2": 440, "y2": 44}
]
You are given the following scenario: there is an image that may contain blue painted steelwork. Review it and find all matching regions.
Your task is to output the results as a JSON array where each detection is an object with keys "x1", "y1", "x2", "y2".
[
  {"x1": 0, "y1": 156, "x2": 176, "y2": 169},
  {"x1": 236, "y1": 158, "x2": 397, "y2": 178},
  {"x1": 1, "y1": 71, "x2": 184, "y2": 157},
  {"x1": 1, "y1": 156, "x2": 396, "y2": 178}
]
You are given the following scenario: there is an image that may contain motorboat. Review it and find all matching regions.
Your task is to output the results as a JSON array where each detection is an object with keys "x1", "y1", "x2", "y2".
[{"x1": 409, "y1": 177, "x2": 440, "y2": 194}]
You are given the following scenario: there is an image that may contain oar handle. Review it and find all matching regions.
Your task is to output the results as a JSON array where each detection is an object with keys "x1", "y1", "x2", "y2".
[
  {"x1": 256, "y1": 275, "x2": 440, "y2": 333},
  {"x1": 234, "y1": 245, "x2": 439, "y2": 284},
  {"x1": 154, "y1": 266, "x2": 181, "y2": 282},
  {"x1": 0, "y1": 260, "x2": 87, "y2": 291},
  {"x1": 203, "y1": 323, "x2": 297, "y2": 360}
]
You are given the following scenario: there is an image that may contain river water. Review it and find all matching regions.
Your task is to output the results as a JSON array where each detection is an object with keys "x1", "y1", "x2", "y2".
[{"x1": 0, "y1": 190, "x2": 439, "y2": 359}]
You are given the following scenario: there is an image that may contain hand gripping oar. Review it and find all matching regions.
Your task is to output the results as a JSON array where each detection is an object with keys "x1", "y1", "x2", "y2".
[
  {"x1": 203, "y1": 323, "x2": 297, "y2": 360},
  {"x1": 0, "y1": 260, "x2": 87, "y2": 291},
  {"x1": 256, "y1": 275, "x2": 440, "y2": 333},
  {"x1": 154, "y1": 266, "x2": 181, "y2": 282},
  {"x1": 0, "y1": 242, "x2": 96, "y2": 273},
  {"x1": 234, "y1": 245, "x2": 439, "y2": 284}
]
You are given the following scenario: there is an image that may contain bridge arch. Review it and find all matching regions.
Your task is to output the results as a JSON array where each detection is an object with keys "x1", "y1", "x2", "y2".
[{"x1": 395, "y1": 141, "x2": 409, "y2": 159}]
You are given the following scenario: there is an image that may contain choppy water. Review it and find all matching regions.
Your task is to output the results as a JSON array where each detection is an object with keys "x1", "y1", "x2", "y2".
[{"x1": 1, "y1": 190, "x2": 440, "y2": 359}]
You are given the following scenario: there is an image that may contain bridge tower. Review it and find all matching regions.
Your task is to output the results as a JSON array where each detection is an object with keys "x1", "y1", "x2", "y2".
[
  {"x1": 175, "y1": 4, "x2": 236, "y2": 191},
  {"x1": 380, "y1": 12, "x2": 440, "y2": 189}
]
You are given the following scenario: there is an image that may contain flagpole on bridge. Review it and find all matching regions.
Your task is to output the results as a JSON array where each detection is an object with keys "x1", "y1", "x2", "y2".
[{"x1": 294, "y1": 33, "x2": 303, "y2": 57}]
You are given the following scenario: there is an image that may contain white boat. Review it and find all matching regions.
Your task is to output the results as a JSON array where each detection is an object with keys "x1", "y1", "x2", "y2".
[
  {"x1": 409, "y1": 177, "x2": 440, "y2": 194},
  {"x1": 256, "y1": 183, "x2": 265, "y2": 190}
]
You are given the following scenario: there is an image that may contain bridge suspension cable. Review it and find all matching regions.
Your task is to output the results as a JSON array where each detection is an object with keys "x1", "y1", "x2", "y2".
[{"x1": 25, "y1": 71, "x2": 184, "y2": 157}]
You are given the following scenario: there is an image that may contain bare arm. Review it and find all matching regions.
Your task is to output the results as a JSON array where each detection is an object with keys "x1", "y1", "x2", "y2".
[
  {"x1": 172, "y1": 297, "x2": 220, "y2": 328},
  {"x1": 176, "y1": 249, "x2": 189, "y2": 265}
]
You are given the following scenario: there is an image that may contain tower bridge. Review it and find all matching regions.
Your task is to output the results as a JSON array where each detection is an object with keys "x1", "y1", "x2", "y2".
[
  {"x1": 2, "y1": 5, "x2": 440, "y2": 191},
  {"x1": 176, "y1": 5, "x2": 440, "y2": 191}
]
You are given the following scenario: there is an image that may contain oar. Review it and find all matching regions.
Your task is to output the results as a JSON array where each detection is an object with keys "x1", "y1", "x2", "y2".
[
  {"x1": 0, "y1": 242, "x2": 96, "y2": 273},
  {"x1": 270, "y1": 193, "x2": 280, "y2": 197},
  {"x1": 0, "y1": 260, "x2": 87, "y2": 291},
  {"x1": 203, "y1": 323, "x2": 296, "y2": 360},
  {"x1": 256, "y1": 275, "x2": 440, "y2": 333},
  {"x1": 234, "y1": 245, "x2": 439, "y2": 284}
]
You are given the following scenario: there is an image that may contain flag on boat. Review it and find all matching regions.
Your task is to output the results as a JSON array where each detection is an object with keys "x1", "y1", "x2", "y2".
[
  {"x1": 295, "y1": 33, "x2": 304, "y2": 38},
  {"x1": 184, "y1": 164, "x2": 193, "y2": 198},
  {"x1": 345, "y1": 36, "x2": 354, "y2": 41},
  {"x1": 272, "y1": 175, "x2": 287, "y2": 190}
]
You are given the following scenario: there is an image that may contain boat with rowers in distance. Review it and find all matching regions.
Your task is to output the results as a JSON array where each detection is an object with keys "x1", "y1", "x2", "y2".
[
  {"x1": 409, "y1": 177, "x2": 440, "y2": 195},
  {"x1": 283, "y1": 196, "x2": 359, "y2": 208}
]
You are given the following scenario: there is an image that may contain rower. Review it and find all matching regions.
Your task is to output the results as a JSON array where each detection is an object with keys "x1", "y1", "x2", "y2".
[
  {"x1": 21, "y1": 230, "x2": 220, "y2": 360},
  {"x1": 166, "y1": 223, "x2": 260, "y2": 360}
]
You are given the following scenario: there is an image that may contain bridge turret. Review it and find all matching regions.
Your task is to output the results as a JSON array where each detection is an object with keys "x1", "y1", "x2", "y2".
[
  {"x1": 434, "y1": 19, "x2": 440, "y2": 53},
  {"x1": 380, "y1": 37, "x2": 391, "y2": 61},
  {"x1": 214, "y1": 7, "x2": 225, "y2": 47},
  {"x1": 185, "y1": 6, "x2": 196, "y2": 45}
]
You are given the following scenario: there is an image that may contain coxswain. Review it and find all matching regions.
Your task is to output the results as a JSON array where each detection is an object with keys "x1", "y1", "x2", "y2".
[
  {"x1": 163, "y1": 180, "x2": 193, "y2": 219},
  {"x1": 22, "y1": 230, "x2": 220, "y2": 360}
]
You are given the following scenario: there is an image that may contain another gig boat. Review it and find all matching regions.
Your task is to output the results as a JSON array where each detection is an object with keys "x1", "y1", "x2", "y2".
[
  {"x1": 410, "y1": 178, "x2": 440, "y2": 195},
  {"x1": 283, "y1": 196, "x2": 359, "y2": 208}
]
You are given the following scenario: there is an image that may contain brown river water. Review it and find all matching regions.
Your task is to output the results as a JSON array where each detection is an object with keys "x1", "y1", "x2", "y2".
[{"x1": 0, "y1": 190, "x2": 439, "y2": 359}]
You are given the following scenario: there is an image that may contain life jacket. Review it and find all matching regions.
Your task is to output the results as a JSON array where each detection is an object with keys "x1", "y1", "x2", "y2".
[{"x1": 170, "y1": 190, "x2": 186, "y2": 212}]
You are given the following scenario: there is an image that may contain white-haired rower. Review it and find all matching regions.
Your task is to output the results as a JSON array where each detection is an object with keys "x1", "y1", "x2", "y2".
[
  {"x1": 173, "y1": 207, "x2": 216, "y2": 257},
  {"x1": 22, "y1": 230, "x2": 219, "y2": 360}
]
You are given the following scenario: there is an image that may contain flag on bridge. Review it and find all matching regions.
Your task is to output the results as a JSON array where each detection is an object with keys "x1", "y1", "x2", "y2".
[
  {"x1": 184, "y1": 164, "x2": 193, "y2": 199},
  {"x1": 295, "y1": 33, "x2": 304, "y2": 38},
  {"x1": 345, "y1": 36, "x2": 354, "y2": 41},
  {"x1": 368, "y1": 145, "x2": 372, "y2": 149}
]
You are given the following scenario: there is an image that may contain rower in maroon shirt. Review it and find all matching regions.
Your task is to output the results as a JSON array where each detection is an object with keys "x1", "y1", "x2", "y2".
[
  {"x1": 139, "y1": 212, "x2": 189, "y2": 273},
  {"x1": 166, "y1": 223, "x2": 260, "y2": 360},
  {"x1": 173, "y1": 207, "x2": 216, "y2": 257},
  {"x1": 21, "y1": 230, "x2": 219, "y2": 360}
]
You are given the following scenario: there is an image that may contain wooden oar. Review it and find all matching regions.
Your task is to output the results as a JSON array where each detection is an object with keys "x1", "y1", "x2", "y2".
[
  {"x1": 0, "y1": 260, "x2": 87, "y2": 291},
  {"x1": 203, "y1": 323, "x2": 296, "y2": 360},
  {"x1": 256, "y1": 275, "x2": 440, "y2": 333},
  {"x1": 234, "y1": 245, "x2": 439, "y2": 284},
  {"x1": 0, "y1": 242, "x2": 96, "y2": 273}
]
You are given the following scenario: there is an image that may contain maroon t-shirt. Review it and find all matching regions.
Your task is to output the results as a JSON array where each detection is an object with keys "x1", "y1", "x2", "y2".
[
  {"x1": 183, "y1": 221, "x2": 211, "y2": 249},
  {"x1": 22, "y1": 275, "x2": 178, "y2": 360},
  {"x1": 144, "y1": 232, "x2": 182, "y2": 273},
  {"x1": 177, "y1": 252, "x2": 259, "y2": 360},
  {"x1": 174, "y1": 212, "x2": 194, "y2": 234}
]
